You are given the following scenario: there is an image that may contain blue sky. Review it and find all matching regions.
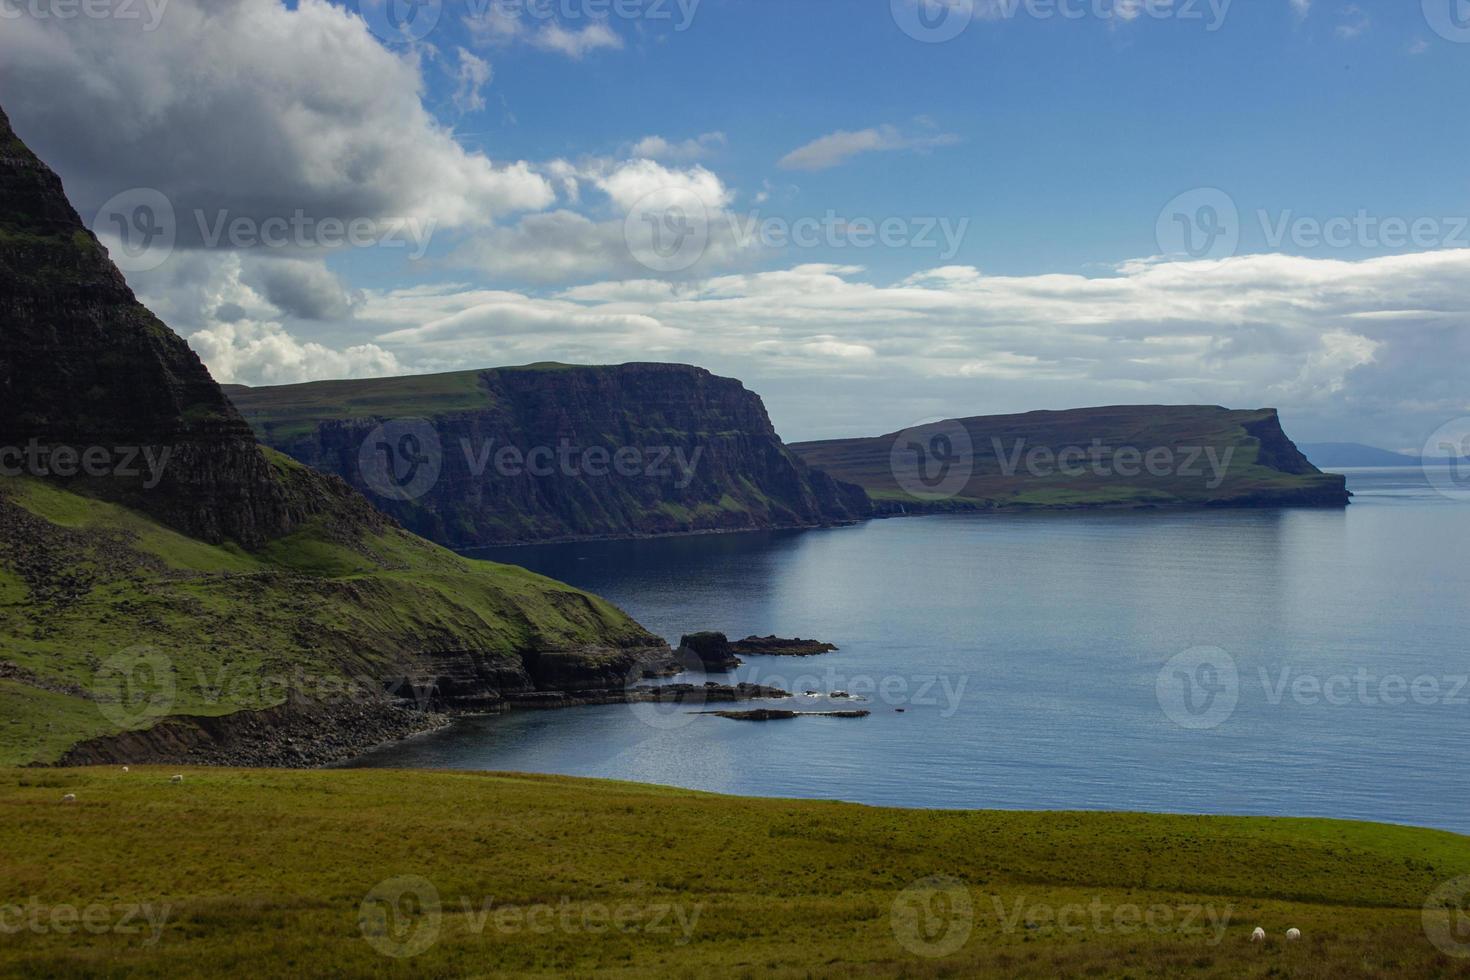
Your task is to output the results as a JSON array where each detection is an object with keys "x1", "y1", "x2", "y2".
[
  {"x1": 388, "y1": 0, "x2": 1468, "y2": 276},
  {"x1": 2, "y1": 0, "x2": 1467, "y2": 450}
]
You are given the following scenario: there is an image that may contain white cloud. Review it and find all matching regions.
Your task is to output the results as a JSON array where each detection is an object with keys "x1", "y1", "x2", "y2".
[
  {"x1": 465, "y1": 7, "x2": 623, "y2": 58},
  {"x1": 1289, "y1": 0, "x2": 1311, "y2": 19},
  {"x1": 0, "y1": 0, "x2": 553, "y2": 242},
  {"x1": 1334, "y1": 4, "x2": 1369, "y2": 38},
  {"x1": 778, "y1": 124, "x2": 959, "y2": 172},
  {"x1": 191, "y1": 321, "x2": 404, "y2": 386},
  {"x1": 452, "y1": 48, "x2": 493, "y2": 113},
  {"x1": 628, "y1": 133, "x2": 728, "y2": 162},
  {"x1": 448, "y1": 159, "x2": 755, "y2": 282}
]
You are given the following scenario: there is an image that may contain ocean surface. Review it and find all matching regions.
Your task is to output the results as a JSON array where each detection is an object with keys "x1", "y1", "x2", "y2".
[{"x1": 348, "y1": 468, "x2": 1470, "y2": 834}]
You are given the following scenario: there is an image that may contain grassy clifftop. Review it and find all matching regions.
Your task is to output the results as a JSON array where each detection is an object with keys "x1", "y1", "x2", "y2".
[
  {"x1": 792, "y1": 405, "x2": 1350, "y2": 513},
  {"x1": 0, "y1": 458, "x2": 664, "y2": 768},
  {"x1": 1, "y1": 767, "x2": 1467, "y2": 977}
]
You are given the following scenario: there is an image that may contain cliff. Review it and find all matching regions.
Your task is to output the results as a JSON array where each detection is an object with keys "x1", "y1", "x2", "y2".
[
  {"x1": 226, "y1": 363, "x2": 871, "y2": 547},
  {"x1": 791, "y1": 405, "x2": 1350, "y2": 512},
  {"x1": 0, "y1": 106, "x2": 301, "y2": 548},
  {"x1": 0, "y1": 104, "x2": 677, "y2": 767}
]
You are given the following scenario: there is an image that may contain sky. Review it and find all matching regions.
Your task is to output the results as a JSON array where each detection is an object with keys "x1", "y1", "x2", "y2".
[{"x1": 1, "y1": 0, "x2": 1467, "y2": 450}]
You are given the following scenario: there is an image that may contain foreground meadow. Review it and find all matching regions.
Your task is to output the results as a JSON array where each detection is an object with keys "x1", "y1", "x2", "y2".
[{"x1": 2, "y1": 767, "x2": 1469, "y2": 978}]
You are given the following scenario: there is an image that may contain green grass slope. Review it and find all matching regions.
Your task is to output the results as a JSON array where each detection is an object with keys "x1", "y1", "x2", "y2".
[
  {"x1": 0, "y1": 458, "x2": 658, "y2": 767},
  {"x1": 1, "y1": 768, "x2": 1467, "y2": 978},
  {"x1": 792, "y1": 406, "x2": 1349, "y2": 512}
]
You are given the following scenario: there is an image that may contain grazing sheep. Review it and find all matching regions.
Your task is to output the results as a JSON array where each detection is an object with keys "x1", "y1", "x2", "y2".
[
  {"x1": 170, "y1": 774, "x2": 183, "y2": 785},
  {"x1": 121, "y1": 766, "x2": 129, "y2": 773},
  {"x1": 60, "y1": 793, "x2": 76, "y2": 803},
  {"x1": 1286, "y1": 928, "x2": 1301, "y2": 941},
  {"x1": 1251, "y1": 927, "x2": 1266, "y2": 942}
]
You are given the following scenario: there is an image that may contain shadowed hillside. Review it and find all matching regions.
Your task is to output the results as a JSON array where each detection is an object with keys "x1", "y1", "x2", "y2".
[{"x1": 226, "y1": 364, "x2": 871, "y2": 547}]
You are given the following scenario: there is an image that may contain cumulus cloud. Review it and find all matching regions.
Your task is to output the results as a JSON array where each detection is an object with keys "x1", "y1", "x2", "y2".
[
  {"x1": 190, "y1": 322, "x2": 404, "y2": 387},
  {"x1": 267, "y1": 250, "x2": 1467, "y2": 448},
  {"x1": 629, "y1": 133, "x2": 728, "y2": 162},
  {"x1": 778, "y1": 124, "x2": 959, "y2": 172},
  {"x1": 452, "y1": 48, "x2": 494, "y2": 113},
  {"x1": 465, "y1": 6, "x2": 624, "y2": 58},
  {"x1": 0, "y1": 0, "x2": 553, "y2": 244},
  {"x1": 449, "y1": 159, "x2": 757, "y2": 282}
]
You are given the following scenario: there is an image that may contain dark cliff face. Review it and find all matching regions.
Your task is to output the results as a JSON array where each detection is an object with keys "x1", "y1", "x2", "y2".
[
  {"x1": 0, "y1": 106, "x2": 294, "y2": 547},
  {"x1": 229, "y1": 363, "x2": 872, "y2": 547}
]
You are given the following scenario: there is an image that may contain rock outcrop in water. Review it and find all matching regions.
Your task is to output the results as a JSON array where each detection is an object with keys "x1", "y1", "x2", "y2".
[{"x1": 226, "y1": 363, "x2": 872, "y2": 547}]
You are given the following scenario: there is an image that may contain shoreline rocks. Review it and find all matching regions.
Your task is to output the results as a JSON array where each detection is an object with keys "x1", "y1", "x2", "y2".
[
  {"x1": 677, "y1": 632, "x2": 742, "y2": 672},
  {"x1": 729, "y1": 636, "x2": 838, "y2": 657}
]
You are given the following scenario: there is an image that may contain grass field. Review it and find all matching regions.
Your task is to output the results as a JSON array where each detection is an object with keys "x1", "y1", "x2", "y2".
[{"x1": 3, "y1": 767, "x2": 1469, "y2": 978}]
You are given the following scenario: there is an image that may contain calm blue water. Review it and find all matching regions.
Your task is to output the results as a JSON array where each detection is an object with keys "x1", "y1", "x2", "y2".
[{"x1": 349, "y1": 469, "x2": 1470, "y2": 834}]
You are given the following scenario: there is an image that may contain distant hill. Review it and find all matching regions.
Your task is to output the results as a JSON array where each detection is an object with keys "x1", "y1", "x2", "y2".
[
  {"x1": 791, "y1": 406, "x2": 1349, "y2": 513},
  {"x1": 1300, "y1": 442, "x2": 1465, "y2": 469},
  {"x1": 227, "y1": 364, "x2": 870, "y2": 547}
]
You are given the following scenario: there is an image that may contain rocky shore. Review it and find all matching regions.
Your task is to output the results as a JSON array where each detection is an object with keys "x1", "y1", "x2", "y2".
[{"x1": 52, "y1": 680, "x2": 793, "y2": 769}]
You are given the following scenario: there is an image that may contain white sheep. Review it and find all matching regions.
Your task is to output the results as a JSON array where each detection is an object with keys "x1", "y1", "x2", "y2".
[
  {"x1": 169, "y1": 774, "x2": 183, "y2": 785},
  {"x1": 1286, "y1": 927, "x2": 1301, "y2": 941},
  {"x1": 1251, "y1": 927, "x2": 1266, "y2": 942},
  {"x1": 60, "y1": 793, "x2": 76, "y2": 804},
  {"x1": 121, "y1": 766, "x2": 129, "y2": 773}
]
